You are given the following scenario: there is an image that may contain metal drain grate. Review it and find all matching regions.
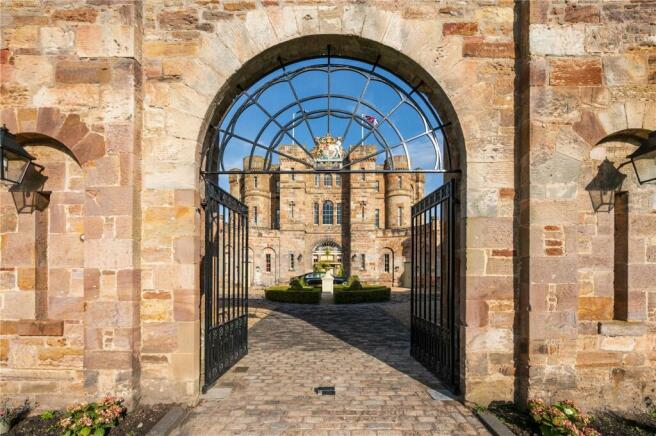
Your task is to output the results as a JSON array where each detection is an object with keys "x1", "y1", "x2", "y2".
[
  {"x1": 314, "y1": 386, "x2": 335, "y2": 396},
  {"x1": 233, "y1": 366, "x2": 249, "y2": 373}
]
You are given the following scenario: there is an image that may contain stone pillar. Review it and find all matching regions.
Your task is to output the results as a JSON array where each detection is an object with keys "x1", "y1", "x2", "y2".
[{"x1": 322, "y1": 270, "x2": 334, "y2": 294}]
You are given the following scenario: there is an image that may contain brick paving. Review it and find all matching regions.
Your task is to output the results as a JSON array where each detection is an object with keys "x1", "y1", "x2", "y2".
[{"x1": 175, "y1": 299, "x2": 489, "y2": 435}]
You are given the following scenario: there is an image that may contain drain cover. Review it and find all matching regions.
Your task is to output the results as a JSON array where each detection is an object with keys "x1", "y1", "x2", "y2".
[
  {"x1": 314, "y1": 386, "x2": 335, "y2": 396},
  {"x1": 233, "y1": 366, "x2": 248, "y2": 373}
]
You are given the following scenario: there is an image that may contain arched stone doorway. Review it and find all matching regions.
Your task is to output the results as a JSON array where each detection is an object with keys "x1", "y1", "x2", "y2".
[
  {"x1": 197, "y1": 34, "x2": 468, "y2": 395},
  {"x1": 312, "y1": 240, "x2": 342, "y2": 269},
  {"x1": 138, "y1": 9, "x2": 516, "y2": 405}
]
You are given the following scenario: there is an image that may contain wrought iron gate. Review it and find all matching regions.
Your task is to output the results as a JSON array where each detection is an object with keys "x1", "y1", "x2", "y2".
[
  {"x1": 410, "y1": 179, "x2": 459, "y2": 391},
  {"x1": 202, "y1": 182, "x2": 248, "y2": 393}
]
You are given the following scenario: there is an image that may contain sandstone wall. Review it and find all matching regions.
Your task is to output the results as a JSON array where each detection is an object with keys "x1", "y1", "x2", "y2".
[
  {"x1": 5, "y1": 0, "x2": 652, "y2": 411},
  {"x1": 522, "y1": 0, "x2": 656, "y2": 409},
  {"x1": 1, "y1": 1, "x2": 143, "y2": 407}
]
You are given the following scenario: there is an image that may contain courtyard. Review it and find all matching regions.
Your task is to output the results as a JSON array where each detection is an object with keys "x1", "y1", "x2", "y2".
[{"x1": 176, "y1": 292, "x2": 488, "y2": 435}]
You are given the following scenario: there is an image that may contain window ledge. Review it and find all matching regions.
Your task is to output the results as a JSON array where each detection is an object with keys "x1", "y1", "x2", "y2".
[{"x1": 598, "y1": 321, "x2": 647, "y2": 337}]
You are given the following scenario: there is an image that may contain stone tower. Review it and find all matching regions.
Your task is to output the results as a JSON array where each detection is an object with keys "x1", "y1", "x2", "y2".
[{"x1": 384, "y1": 156, "x2": 414, "y2": 229}]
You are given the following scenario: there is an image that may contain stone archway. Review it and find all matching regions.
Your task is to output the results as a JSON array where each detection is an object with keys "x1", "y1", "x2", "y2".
[
  {"x1": 195, "y1": 34, "x2": 471, "y2": 397},
  {"x1": 141, "y1": 6, "x2": 517, "y2": 405}
]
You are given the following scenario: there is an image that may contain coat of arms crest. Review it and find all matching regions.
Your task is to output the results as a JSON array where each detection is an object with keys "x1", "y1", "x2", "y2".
[{"x1": 312, "y1": 134, "x2": 345, "y2": 169}]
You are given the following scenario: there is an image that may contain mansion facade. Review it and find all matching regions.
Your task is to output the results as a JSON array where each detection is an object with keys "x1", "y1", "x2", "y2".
[{"x1": 229, "y1": 142, "x2": 424, "y2": 287}]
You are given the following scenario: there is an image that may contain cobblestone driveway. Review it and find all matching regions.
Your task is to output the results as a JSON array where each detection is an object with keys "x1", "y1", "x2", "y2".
[{"x1": 175, "y1": 300, "x2": 488, "y2": 435}]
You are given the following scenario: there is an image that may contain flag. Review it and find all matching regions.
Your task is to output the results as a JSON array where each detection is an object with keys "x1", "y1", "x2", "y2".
[{"x1": 364, "y1": 115, "x2": 379, "y2": 126}]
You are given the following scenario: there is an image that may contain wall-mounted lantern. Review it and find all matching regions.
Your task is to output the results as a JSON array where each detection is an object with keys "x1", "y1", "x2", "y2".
[
  {"x1": 627, "y1": 131, "x2": 656, "y2": 185},
  {"x1": 1, "y1": 125, "x2": 35, "y2": 185},
  {"x1": 10, "y1": 162, "x2": 50, "y2": 213},
  {"x1": 585, "y1": 159, "x2": 626, "y2": 213}
]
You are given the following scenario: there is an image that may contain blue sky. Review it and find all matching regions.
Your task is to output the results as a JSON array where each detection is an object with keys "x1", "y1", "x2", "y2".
[{"x1": 216, "y1": 57, "x2": 445, "y2": 194}]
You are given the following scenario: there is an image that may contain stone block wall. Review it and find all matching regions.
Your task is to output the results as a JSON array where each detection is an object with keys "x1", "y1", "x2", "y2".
[
  {"x1": 2, "y1": 0, "x2": 652, "y2": 412},
  {"x1": 1, "y1": 1, "x2": 143, "y2": 408},
  {"x1": 522, "y1": 0, "x2": 656, "y2": 409}
]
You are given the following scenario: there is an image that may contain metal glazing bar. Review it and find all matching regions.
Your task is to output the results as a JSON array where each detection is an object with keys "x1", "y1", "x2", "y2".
[
  {"x1": 217, "y1": 129, "x2": 314, "y2": 169},
  {"x1": 341, "y1": 55, "x2": 379, "y2": 141},
  {"x1": 241, "y1": 93, "x2": 405, "y2": 169},
  {"x1": 237, "y1": 87, "x2": 315, "y2": 163},
  {"x1": 341, "y1": 123, "x2": 451, "y2": 171},
  {"x1": 204, "y1": 169, "x2": 461, "y2": 175},
  {"x1": 327, "y1": 45, "x2": 331, "y2": 134},
  {"x1": 263, "y1": 106, "x2": 396, "y2": 172},
  {"x1": 278, "y1": 56, "x2": 318, "y2": 142},
  {"x1": 344, "y1": 80, "x2": 424, "y2": 160}
]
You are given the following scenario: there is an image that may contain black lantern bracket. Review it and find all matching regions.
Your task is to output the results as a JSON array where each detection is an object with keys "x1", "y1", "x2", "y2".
[
  {"x1": 597, "y1": 129, "x2": 656, "y2": 186},
  {"x1": 585, "y1": 158, "x2": 627, "y2": 213},
  {"x1": 1, "y1": 125, "x2": 36, "y2": 185}
]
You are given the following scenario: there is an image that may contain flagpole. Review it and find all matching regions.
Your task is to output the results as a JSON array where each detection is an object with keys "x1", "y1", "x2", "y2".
[
  {"x1": 292, "y1": 112, "x2": 296, "y2": 139},
  {"x1": 361, "y1": 114, "x2": 364, "y2": 140}
]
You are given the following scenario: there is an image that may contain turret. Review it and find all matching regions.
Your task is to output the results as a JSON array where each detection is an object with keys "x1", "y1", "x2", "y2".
[
  {"x1": 242, "y1": 156, "x2": 271, "y2": 228},
  {"x1": 384, "y1": 156, "x2": 413, "y2": 229}
]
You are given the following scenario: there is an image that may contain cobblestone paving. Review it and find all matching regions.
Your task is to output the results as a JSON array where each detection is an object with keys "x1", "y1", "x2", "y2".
[{"x1": 176, "y1": 300, "x2": 488, "y2": 435}]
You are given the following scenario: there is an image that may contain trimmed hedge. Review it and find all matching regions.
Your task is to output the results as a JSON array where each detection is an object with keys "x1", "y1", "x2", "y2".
[
  {"x1": 334, "y1": 286, "x2": 391, "y2": 304},
  {"x1": 264, "y1": 285, "x2": 321, "y2": 304}
]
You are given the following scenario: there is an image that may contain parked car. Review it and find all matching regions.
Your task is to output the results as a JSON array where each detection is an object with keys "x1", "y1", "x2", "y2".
[{"x1": 291, "y1": 272, "x2": 347, "y2": 286}]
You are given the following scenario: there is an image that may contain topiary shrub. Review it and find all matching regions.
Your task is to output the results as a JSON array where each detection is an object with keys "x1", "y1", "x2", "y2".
[
  {"x1": 345, "y1": 275, "x2": 359, "y2": 288},
  {"x1": 334, "y1": 286, "x2": 391, "y2": 304},
  {"x1": 289, "y1": 277, "x2": 304, "y2": 290},
  {"x1": 349, "y1": 278, "x2": 363, "y2": 290},
  {"x1": 264, "y1": 286, "x2": 321, "y2": 304}
]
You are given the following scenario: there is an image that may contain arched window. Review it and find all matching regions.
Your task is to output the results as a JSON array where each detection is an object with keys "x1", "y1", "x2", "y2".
[
  {"x1": 324, "y1": 174, "x2": 332, "y2": 186},
  {"x1": 315, "y1": 174, "x2": 320, "y2": 187},
  {"x1": 335, "y1": 174, "x2": 341, "y2": 186},
  {"x1": 313, "y1": 202, "x2": 319, "y2": 225},
  {"x1": 336, "y1": 203, "x2": 342, "y2": 224},
  {"x1": 322, "y1": 201, "x2": 333, "y2": 224}
]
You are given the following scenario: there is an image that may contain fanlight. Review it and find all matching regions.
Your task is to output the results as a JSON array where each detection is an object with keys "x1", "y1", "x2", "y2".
[{"x1": 204, "y1": 53, "x2": 452, "y2": 175}]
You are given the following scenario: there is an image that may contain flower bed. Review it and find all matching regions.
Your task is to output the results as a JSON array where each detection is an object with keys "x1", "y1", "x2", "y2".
[
  {"x1": 8, "y1": 401, "x2": 172, "y2": 436},
  {"x1": 484, "y1": 398, "x2": 656, "y2": 436}
]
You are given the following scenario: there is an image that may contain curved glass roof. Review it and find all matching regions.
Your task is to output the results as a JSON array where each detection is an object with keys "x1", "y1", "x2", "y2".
[{"x1": 205, "y1": 55, "x2": 452, "y2": 175}]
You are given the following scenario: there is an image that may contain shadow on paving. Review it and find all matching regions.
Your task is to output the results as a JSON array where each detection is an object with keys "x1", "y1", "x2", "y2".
[{"x1": 247, "y1": 297, "x2": 448, "y2": 392}]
